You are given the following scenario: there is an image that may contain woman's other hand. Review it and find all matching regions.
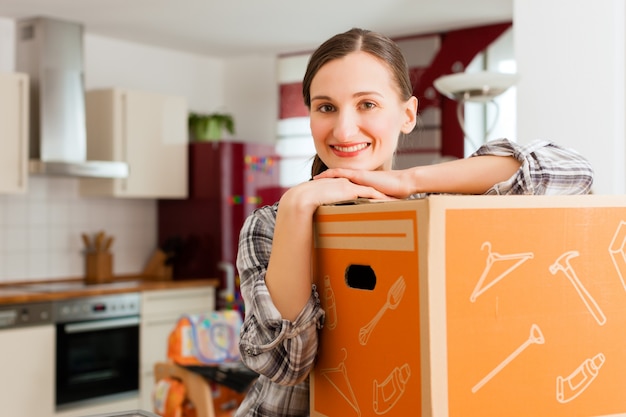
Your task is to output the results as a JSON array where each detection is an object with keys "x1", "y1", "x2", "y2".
[
  {"x1": 283, "y1": 176, "x2": 393, "y2": 213},
  {"x1": 314, "y1": 168, "x2": 415, "y2": 199}
]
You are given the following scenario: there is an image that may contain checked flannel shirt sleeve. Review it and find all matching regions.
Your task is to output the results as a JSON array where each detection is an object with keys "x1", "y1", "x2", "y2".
[
  {"x1": 236, "y1": 203, "x2": 324, "y2": 386},
  {"x1": 471, "y1": 139, "x2": 594, "y2": 195}
]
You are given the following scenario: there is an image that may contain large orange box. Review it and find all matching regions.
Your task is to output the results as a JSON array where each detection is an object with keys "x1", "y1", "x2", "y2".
[{"x1": 310, "y1": 195, "x2": 626, "y2": 417}]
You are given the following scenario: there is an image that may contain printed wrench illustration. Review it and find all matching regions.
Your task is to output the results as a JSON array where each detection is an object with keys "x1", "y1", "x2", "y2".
[{"x1": 549, "y1": 251, "x2": 606, "y2": 326}]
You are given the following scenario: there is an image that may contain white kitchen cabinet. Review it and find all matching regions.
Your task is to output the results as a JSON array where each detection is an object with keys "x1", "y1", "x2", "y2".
[
  {"x1": 0, "y1": 325, "x2": 54, "y2": 416},
  {"x1": 139, "y1": 286, "x2": 216, "y2": 410},
  {"x1": 0, "y1": 72, "x2": 29, "y2": 194},
  {"x1": 80, "y1": 88, "x2": 188, "y2": 198}
]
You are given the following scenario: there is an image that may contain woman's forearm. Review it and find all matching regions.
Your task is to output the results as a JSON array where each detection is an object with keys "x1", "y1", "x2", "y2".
[
  {"x1": 265, "y1": 189, "x2": 318, "y2": 321},
  {"x1": 410, "y1": 155, "x2": 521, "y2": 195}
]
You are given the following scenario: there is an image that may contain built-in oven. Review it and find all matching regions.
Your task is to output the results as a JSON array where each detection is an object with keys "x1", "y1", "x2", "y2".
[{"x1": 53, "y1": 292, "x2": 140, "y2": 410}]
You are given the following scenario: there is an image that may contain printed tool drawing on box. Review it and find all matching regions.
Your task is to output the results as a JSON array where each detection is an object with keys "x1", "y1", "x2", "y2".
[
  {"x1": 359, "y1": 276, "x2": 406, "y2": 346},
  {"x1": 608, "y1": 220, "x2": 626, "y2": 291},
  {"x1": 470, "y1": 242, "x2": 534, "y2": 302},
  {"x1": 472, "y1": 324, "x2": 545, "y2": 393},
  {"x1": 556, "y1": 353, "x2": 605, "y2": 403},
  {"x1": 321, "y1": 349, "x2": 361, "y2": 416},
  {"x1": 549, "y1": 250, "x2": 606, "y2": 326},
  {"x1": 373, "y1": 363, "x2": 411, "y2": 415}
]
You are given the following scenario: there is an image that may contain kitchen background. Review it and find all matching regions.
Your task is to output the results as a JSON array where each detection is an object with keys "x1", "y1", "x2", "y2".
[
  {"x1": 2, "y1": 0, "x2": 626, "y2": 283},
  {"x1": 0, "y1": 16, "x2": 280, "y2": 282},
  {"x1": 0, "y1": 17, "x2": 461, "y2": 283}
]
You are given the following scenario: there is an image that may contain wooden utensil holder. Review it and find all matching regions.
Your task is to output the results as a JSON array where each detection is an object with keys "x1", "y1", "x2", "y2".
[{"x1": 85, "y1": 251, "x2": 113, "y2": 284}]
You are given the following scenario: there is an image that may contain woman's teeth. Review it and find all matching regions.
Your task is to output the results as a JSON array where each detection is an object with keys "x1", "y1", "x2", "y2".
[{"x1": 333, "y1": 143, "x2": 369, "y2": 152}]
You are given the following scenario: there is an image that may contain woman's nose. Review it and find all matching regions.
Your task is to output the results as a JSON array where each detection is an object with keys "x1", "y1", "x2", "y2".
[{"x1": 333, "y1": 109, "x2": 359, "y2": 141}]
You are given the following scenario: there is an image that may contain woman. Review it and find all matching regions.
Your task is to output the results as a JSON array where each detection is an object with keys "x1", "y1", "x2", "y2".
[{"x1": 235, "y1": 28, "x2": 593, "y2": 416}]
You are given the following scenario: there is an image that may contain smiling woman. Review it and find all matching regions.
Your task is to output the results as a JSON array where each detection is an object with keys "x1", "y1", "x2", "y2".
[{"x1": 234, "y1": 27, "x2": 593, "y2": 417}]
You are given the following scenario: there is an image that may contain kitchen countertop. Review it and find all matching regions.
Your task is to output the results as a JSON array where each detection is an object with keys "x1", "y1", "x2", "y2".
[{"x1": 0, "y1": 276, "x2": 220, "y2": 304}]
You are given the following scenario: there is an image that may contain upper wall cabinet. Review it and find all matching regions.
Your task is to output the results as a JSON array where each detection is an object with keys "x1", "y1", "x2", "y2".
[
  {"x1": 0, "y1": 72, "x2": 29, "y2": 194},
  {"x1": 80, "y1": 88, "x2": 188, "y2": 199}
]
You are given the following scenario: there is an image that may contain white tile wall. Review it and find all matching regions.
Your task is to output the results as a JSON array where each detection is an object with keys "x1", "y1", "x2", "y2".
[{"x1": 0, "y1": 176, "x2": 157, "y2": 282}]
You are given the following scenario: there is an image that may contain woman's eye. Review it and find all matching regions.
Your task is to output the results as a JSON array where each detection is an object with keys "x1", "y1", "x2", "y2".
[
  {"x1": 360, "y1": 101, "x2": 376, "y2": 110},
  {"x1": 317, "y1": 104, "x2": 335, "y2": 113}
]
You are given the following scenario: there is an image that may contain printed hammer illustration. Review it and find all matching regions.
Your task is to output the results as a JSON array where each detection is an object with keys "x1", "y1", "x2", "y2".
[{"x1": 549, "y1": 250, "x2": 606, "y2": 326}]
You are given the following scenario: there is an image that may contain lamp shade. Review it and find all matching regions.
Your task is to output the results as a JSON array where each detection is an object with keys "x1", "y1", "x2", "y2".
[{"x1": 434, "y1": 71, "x2": 519, "y2": 103}]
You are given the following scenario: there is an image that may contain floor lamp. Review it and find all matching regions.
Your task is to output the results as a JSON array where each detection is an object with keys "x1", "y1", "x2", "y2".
[{"x1": 433, "y1": 71, "x2": 519, "y2": 151}]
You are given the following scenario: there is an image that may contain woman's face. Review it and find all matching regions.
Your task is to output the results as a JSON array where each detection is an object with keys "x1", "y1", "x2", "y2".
[{"x1": 309, "y1": 51, "x2": 417, "y2": 171}]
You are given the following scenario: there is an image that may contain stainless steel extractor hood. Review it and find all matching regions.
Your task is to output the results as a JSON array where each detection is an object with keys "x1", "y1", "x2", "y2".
[{"x1": 15, "y1": 17, "x2": 129, "y2": 178}]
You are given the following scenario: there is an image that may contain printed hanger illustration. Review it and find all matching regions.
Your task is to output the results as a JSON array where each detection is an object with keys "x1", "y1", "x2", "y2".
[
  {"x1": 470, "y1": 242, "x2": 534, "y2": 302},
  {"x1": 321, "y1": 348, "x2": 361, "y2": 416},
  {"x1": 549, "y1": 250, "x2": 606, "y2": 326}
]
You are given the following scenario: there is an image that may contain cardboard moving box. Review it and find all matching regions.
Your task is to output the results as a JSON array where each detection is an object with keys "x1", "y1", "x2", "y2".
[{"x1": 310, "y1": 195, "x2": 626, "y2": 417}]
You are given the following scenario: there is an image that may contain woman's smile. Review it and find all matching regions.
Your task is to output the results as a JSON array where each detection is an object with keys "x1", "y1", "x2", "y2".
[{"x1": 331, "y1": 142, "x2": 371, "y2": 155}]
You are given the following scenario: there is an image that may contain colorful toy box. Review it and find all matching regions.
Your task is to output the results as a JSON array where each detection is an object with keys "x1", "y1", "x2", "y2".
[{"x1": 310, "y1": 195, "x2": 626, "y2": 417}]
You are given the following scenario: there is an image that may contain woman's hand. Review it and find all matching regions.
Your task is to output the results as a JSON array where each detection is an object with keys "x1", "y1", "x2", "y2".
[
  {"x1": 314, "y1": 168, "x2": 415, "y2": 199},
  {"x1": 283, "y1": 176, "x2": 393, "y2": 214}
]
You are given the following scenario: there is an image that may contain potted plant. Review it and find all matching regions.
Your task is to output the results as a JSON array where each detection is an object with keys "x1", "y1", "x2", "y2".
[{"x1": 188, "y1": 111, "x2": 235, "y2": 141}]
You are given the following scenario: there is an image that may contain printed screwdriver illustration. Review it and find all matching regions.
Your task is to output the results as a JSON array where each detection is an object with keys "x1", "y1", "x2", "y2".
[
  {"x1": 549, "y1": 251, "x2": 607, "y2": 326},
  {"x1": 470, "y1": 241, "x2": 534, "y2": 302},
  {"x1": 472, "y1": 324, "x2": 545, "y2": 393},
  {"x1": 359, "y1": 276, "x2": 406, "y2": 346}
]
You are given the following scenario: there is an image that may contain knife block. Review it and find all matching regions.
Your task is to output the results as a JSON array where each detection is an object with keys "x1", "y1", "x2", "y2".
[
  {"x1": 142, "y1": 249, "x2": 173, "y2": 281},
  {"x1": 85, "y1": 251, "x2": 113, "y2": 284}
]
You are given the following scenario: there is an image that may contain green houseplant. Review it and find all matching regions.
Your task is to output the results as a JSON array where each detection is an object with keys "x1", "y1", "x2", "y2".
[{"x1": 188, "y1": 111, "x2": 235, "y2": 141}]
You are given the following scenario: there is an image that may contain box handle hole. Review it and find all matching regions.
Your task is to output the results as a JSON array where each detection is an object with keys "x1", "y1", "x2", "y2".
[{"x1": 345, "y1": 264, "x2": 377, "y2": 291}]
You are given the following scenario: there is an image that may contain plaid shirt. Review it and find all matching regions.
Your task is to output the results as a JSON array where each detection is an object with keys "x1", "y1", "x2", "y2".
[{"x1": 234, "y1": 139, "x2": 593, "y2": 417}]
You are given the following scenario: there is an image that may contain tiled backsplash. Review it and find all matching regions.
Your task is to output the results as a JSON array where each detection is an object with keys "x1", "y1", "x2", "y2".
[{"x1": 0, "y1": 176, "x2": 157, "y2": 282}]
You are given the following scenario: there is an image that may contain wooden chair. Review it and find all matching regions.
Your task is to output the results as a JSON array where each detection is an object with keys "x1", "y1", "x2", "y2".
[{"x1": 154, "y1": 361, "x2": 216, "y2": 417}]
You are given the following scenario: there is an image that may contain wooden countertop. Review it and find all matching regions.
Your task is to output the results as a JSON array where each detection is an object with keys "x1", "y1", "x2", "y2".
[{"x1": 0, "y1": 276, "x2": 220, "y2": 304}]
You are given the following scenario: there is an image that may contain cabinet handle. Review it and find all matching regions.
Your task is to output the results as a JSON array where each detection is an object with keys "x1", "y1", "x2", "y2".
[
  {"x1": 17, "y1": 78, "x2": 25, "y2": 189},
  {"x1": 64, "y1": 316, "x2": 140, "y2": 333},
  {"x1": 121, "y1": 93, "x2": 128, "y2": 192}
]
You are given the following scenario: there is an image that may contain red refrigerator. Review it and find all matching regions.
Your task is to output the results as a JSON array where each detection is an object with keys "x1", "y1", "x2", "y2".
[{"x1": 157, "y1": 141, "x2": 284, "y2": 306}]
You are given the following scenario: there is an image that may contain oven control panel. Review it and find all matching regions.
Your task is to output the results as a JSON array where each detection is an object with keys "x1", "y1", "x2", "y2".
[
  {"x1": 0, "y1": 302, "x2": 53, "y2": 329},
  {"x1": 53, "y1": 292, "x2": 140, "y2": 323}
]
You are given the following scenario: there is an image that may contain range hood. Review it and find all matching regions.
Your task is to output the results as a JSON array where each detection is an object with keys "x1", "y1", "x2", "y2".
[{"x1": 15, "y1": 17, "x2": 129, "y2": 178}]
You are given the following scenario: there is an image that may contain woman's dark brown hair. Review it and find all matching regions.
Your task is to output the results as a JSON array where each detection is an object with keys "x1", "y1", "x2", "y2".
[{"x1": 302, "y1": 28, "x2": 414, "y2": 177}]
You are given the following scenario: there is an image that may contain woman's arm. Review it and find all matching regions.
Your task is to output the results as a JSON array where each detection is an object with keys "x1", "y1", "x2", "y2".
[
  {"x1": 314, "y1": 139, "x2": 594, "y2": 197},
  {"x1": 472, "y1": 139, "x2": 594, "y2": 195},
  {"x1": 237, "y1": 205, "x2": 323, "y2": 385},
  {"x1": 237, "y1": 179, "x2": 388, "y2": 385}
]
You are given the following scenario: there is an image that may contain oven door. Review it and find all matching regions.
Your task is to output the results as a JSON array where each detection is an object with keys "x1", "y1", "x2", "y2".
[{"x1": 55, "y1": 315, "x2": 140, "y2": 408}]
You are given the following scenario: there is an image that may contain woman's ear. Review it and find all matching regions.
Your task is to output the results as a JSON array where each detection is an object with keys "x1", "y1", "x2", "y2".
[{"x1": 401, "y1": 96, "x2": 418, "y2": 134}]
